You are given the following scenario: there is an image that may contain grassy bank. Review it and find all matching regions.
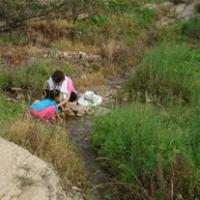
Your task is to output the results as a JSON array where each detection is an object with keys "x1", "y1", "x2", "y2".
[
  {"x1": 91, "y1": 18, "x2": 200, "y2": 199},
  {"x1": 122, "y1": 42, "x2": 200, "y2": 106},
  {"x1": 92, "y1": 104, "x2": 199, "y2": 199}
]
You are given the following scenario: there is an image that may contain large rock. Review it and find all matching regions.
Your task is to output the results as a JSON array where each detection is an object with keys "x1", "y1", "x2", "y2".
[
  {"x1": 177, "y1": 0, "x2": 200, "y2": 20},
  {"x1": 175, "y1": 3, "x2": 187, "y2": 15},
  {"x1": 0, "y1": 137, "x2": 73, "y2": 200}
]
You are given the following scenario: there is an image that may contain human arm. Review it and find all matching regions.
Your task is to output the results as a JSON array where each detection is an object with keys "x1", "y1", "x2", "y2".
[{"x1": 58, "y1": 91, "x2": 71, "y2": 107}]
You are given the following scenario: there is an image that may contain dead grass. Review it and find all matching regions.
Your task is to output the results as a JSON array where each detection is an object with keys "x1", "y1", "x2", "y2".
[
  {"x1": 0, "y1": 45, "x2": 28, "y2": 68},
  {"x1": 4, "y1": 118, "x2": 87, "y2": 192}
]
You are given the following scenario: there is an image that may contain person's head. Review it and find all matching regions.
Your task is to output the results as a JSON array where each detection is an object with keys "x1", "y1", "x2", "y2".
[
  {"x1": 52, "y1": 71, "x2": 65, "y2": 86},
  {"x1": 45, "y1": 89, "x2": 60, "y2": 102}
]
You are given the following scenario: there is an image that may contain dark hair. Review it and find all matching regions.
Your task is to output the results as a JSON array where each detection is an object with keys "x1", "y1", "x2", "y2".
[
  {"x1": 52, "y1": 71, "x2": 65, "y2": 83},
  {"x1": 44, "y1": 89, "x2": 60, "y2": 100}
]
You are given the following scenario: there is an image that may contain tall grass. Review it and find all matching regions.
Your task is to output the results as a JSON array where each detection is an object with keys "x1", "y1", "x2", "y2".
[
  {"x1": 181, "y1": 16, "x2": 200, "y2": 40},
  {"x1": 123, "y1": 43, "x2": 200, "y2": 105},
  {"x1": 0, "y1": 95, "x2": 22, "y2": 124},
  {"x1": 2, "y1": 119, "x2": 87, "y2": 192},
  {"x1": 91, "y1": 103, "x2": 198, "y2": 199}
]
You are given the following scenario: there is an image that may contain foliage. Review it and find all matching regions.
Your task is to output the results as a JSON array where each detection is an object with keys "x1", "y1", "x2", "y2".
[
  {"x1": 133, "y1": 6, "x2": 157, "y2": 28},
  {"x1": 0, "y1": 0, "x2": 44, "y2": 29},
  {"x1": 181, "y1": 16, "x2": 200, "y2": 40},
  {"x1": 0, "y1": 95, "x2": 22, "y2": 124},
  {"x1": 91, "y1": 103, "x2": 198, "y2": 199},
  {"x1": 123, "y1": 43, "x2": 200, "y2": 106}
]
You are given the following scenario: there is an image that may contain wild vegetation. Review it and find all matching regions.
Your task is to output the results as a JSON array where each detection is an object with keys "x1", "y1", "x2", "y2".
[
  {"x1": 0, "y1": 0, "x2": 199, "y2": 199},
  {"x1": 91, "y1": 15, "x2": 200, "y2": 199}
]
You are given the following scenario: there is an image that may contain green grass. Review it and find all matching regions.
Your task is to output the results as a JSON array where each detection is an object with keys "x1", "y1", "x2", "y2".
[
  {"x1": 91, "y1": 103, "x2": 198, "y2": 199},
  {"x1": 181, "y1": 16, "x2": 200, "y2": 41},
  {"x1": 0, "y1": 59, "x2": 77, "y2": 98},
  {"x1": 72, "y1": 2, "x2": 157, "y2": 46},
  {"x1": 0, "y1": 95, "x2": 22, "y2": 124},
  {"x1": 123, "y1": 42, "x2": 200, "y2": 106}
]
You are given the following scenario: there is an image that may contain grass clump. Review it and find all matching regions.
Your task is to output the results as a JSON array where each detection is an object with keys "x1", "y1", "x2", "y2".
[
  {"x1": 123, "y1": 43, "x2": 200, "y2": 106},
  {"x1": 91, "y1": 103, "x2": 197, "y2": 199},
  {"x1": 0, "y1": 95, "x2": 22, "y2": 124},
  {"x1": 181, "y1": 16, "x2": 200, "y2": 40},
  {"x1": 3, "y1": 119, "x2": 87, "y2": 191}
]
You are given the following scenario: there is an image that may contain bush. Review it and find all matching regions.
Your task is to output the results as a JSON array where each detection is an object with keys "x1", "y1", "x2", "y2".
[
  {"x1": 91, "y1": 103, "x2": 197, "y2": 199},
  {"x1": 181, "y1": 16, "x2": 200, "y2": 40},
  {"x1": 123, "y1": 43, "x2": 200, "y2": 106}
]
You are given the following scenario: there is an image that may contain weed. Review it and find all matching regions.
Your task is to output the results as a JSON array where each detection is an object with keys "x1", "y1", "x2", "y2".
[
  {"x1": 4, "y1": 119, "x2": 87, "y2": 191},
  {"x1": 122, "y1": 43, "x2": 200, "y2": 106},
  {"x1": 91, "y1": 103, "x2": 197, "y2": 199},
  {"x1": 181, "y1": 16, "x2": 200, "y2": 40}
]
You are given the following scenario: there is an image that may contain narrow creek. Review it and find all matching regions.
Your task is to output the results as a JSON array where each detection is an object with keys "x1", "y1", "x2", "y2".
[
  {"x1": 65, "y1": 116, "x2": 123, "y2": 200},
  {"x1": 64, "y1": 79, "x2": 126, "y2": 200}
]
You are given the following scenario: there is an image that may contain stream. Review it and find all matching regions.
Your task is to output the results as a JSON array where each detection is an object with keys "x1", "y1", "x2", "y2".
[
  {"x1": 65, "y1": 79, "x2": 126, "y2": 200},
  {"x1": 65, "y1": 116, "x2": 123, "y2": 200}
]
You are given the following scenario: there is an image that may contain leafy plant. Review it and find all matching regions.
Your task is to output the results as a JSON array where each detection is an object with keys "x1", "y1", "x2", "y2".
[{"x1": 181, "y1": 16, "x2": 200, "y2": 40}]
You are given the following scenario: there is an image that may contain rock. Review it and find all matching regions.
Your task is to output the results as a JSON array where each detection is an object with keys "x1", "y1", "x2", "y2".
[
  {"x1": 16, "y1": 93, "x2": 25, "y2": 100},
  {"x1": 160, "y1": 1, "x2": 174, "y2": 10},
  {"x1": 11, "y1": 87, "x2": 23, "y2": 92},
  {"x1": 177, "y1": 0, "x2": 199, "y2": 20},
  {"x1": 72, "y1": 186, "x2": 82, "y2": 192},
  {"x1": 6, "y1": 97, "x2": 18, "y2": 103},
  {"x1": 69, "y1": 104, "x2": 88, "y2": 116},
  {"x1": 144, "y1": 3, "x2": 159, "y2": 11},
  {"x1": 156, "y1": 17, "x2": 175, "y2": 27},
  {"x1": 50, "y1": 48, "x2": 62, "y2": 59},
  {"x1": 79, "y1": 51, "x2": 87, "y2": 59},
  {"x1": 175, "y1": 3, "x2": 186, "y2": 15},
  {"x1": 77, "y1": 13, "x2": 89, "y2": 21},
  {"x1": 0, "y1": 137, "x2": 75, "y2": 200}
]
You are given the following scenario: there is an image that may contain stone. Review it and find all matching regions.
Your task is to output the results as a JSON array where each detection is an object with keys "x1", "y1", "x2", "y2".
[
  {"x1": 79, "y1": 51, "x2": 87, "y2": 59},
  {"x1": 16, "y1": 93, "x2": 25, "y2": 100},
  {"x1": 178, "y1": 0, "x2": 199, "y2": 20},
  {"x1": 0, "y1": 137, "x2": 76, "y2": 200},
  {"x1": 144, "y1": 3, "x2": 159, "y2": 11},
  {"x1": 175, "y1": 3, "x2": 187, "y2": 15},
  {"x1": 156, "y1": 17, "x2": 175, "y2": 27},
  {"x1": 160, "y1": 1, "x2": 174, "y2": 10},
  {"x1": 11, "y1": 87, "x2": 23, "y2": 92},
  {"x1": 77, "y1": 13, "x2": 89, "y2": 21}
]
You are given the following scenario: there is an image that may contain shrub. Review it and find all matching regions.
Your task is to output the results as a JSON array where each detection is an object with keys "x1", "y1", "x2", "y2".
[
  {"x1": 91, "y1": 103, "x2": 197, "y2": 199},
  {"x1": 123, "y1": 43, "x2": 200, "y2": 106},
  {"x1": 133, "y1": 6, "x2": 157, "y2": 28},
  {"x1": 181, "y1": 16, "x2": 200, "y2": 40}
]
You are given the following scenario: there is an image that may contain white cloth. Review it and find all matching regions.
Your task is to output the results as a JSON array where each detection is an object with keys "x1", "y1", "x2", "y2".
[
  {"x1": 78, "y1": 91, "x2": 102, "y2": 107},
  {"x1": 47, "y1": 76, "x2": 68, "y2": 100}
]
